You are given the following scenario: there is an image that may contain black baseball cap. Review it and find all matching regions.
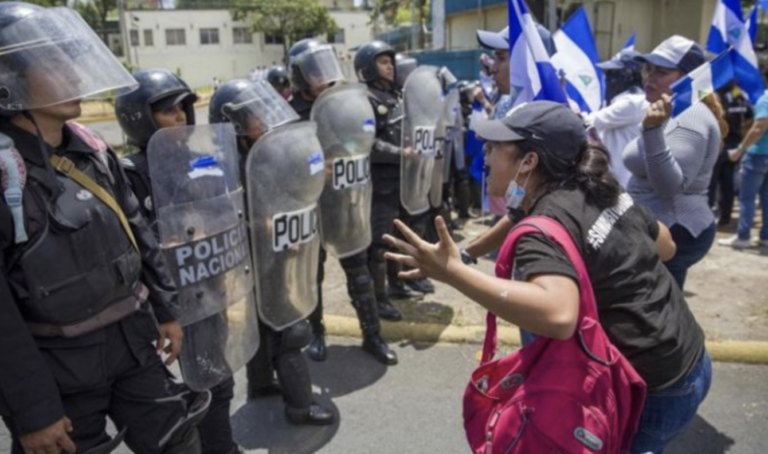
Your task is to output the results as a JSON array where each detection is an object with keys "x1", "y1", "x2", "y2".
[{"x1": 473, "y1": 101, "x2": 587, "y2": 163}]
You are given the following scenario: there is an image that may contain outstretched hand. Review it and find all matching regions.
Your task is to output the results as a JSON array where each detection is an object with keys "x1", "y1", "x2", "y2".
[{"x1": 383, "y1": 216, "x2": 462, "y2": 284}]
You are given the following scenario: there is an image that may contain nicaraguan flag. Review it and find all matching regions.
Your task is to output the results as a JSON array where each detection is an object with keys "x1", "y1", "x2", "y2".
[
  {"x1": 551, "y1": 7, "x2": 605, "y2": 113},
  {"x1": 623, "y1": 33, "x2": 636, "y2": 51},
  {"x1": 671, "y1": 50, "x2": 735, "y2": 117},
  {"x1": 507, "y1": 0, "x2": 568, "y2": 107},
  {"x1": 707, "y1": 0, "x2": 765, "y2": 103}
]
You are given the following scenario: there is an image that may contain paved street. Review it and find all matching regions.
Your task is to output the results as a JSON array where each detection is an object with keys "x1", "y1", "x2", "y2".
[{"x1": 3, "y1": 337, "x2": 766, "y2": 453}]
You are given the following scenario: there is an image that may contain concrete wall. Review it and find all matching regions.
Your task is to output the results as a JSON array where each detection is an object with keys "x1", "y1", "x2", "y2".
[
  {"x1": 445, "y1": 0, "x2": 719, "y2": 60},
  {"x1": 121, "y1": 9, "x2": 372, "y2": 88}
]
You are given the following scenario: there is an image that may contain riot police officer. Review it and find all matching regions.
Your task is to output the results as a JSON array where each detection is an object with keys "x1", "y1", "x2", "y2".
[
  {"x1": 266, "y1": 65, "x2": 291, "y2": 100},
  {"x1": 208, "y1": 79, "x2": 336, "y2": 425},
  {"x1": 115, "y1": 69, "x2": 249, "y2": 454},
  {"x1": 286, "y1": 39, "x2": 398, "y2": 365},
  {"x1": 354, "y1": 40, "x2": 436, "y2": 305},
  {"x1": 0, "y1": 4, "x2": 208, "y2": 453}
]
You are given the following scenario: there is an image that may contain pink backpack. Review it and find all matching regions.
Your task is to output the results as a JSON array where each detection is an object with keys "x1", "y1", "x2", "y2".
[{"x1": 463, "y1": 216, "x2": 647, "y2": 454}]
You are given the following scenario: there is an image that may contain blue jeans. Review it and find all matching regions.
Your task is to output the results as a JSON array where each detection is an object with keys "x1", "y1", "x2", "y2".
[
  {"x1": 737, "y1": 153, "x2": 768, "y2": 241},
  {"x1": 630, "y1": 350, "x2": 713, "y2": 454},
  {"x1": 664, "y1": 223, "x2": 716, "y2": 290}
]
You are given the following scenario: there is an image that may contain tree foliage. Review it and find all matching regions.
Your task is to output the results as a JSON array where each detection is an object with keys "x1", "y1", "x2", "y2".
[
  {"x1": 231, "y1": 0, "x2": 338, "y2": 58},
  {"x1": 73, "y1": 0, "x2": 117, "y2": 43}
]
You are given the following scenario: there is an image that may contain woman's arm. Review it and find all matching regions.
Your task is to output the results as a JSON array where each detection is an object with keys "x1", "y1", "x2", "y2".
[
  {"x1": 464, "y1": 215, "x2": 514, "y2": 260},
  {"x1": 656, "y1": 221, "x2": 677, "y2": 262},
  {"x1": 641, "y1": 95, "x2": 714, "y2": 196},
  {"x1": 385, "y1": 217, "x2": 579, "y2": 340}
]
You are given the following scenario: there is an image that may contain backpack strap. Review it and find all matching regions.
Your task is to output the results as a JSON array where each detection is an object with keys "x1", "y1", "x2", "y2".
[
  {"x1": 481, "y1": 215, "x2": 601, "y2": 365},
  {"x1": 0, "y1": 133, "x2": 28, "y2": 244}
]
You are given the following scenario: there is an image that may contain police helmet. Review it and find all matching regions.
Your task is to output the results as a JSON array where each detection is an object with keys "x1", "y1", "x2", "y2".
[
  {"x1": 0, "y1": 2, "x2": 137, "y2": 115},
  {"x1": 209, "y1": 79, "x2": 298, "y2": 137},
  {"x1": 266, "y1": 66, "x2": 290, "y2": 92},
  {"x1": 114, "y1": 69, "x2": 198, "y2": 147},
  {"x1": 354, "y1": 41, "x2": 395, "y2": 84},
  {"x1": 394, "y1": 53, "x2": 417, "y2": 88},
  {"x1": 287, "y1": 38, "x2": 344, "y2": 93}
]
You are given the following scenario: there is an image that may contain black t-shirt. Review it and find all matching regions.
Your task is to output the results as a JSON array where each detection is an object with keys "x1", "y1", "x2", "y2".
[{"x1": 512, "y1": 188, "x2": 705, "y2": 391}]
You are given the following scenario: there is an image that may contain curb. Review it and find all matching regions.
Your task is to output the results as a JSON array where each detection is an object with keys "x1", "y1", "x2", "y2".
[
  {"x1": 77, "y1": 100, "x2": 212, "y2": 125},
  {"x1": 323, "y1": 314, "x2": 768, "y2": 365}
]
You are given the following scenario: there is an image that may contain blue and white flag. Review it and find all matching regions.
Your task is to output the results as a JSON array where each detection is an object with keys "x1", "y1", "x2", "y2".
[
  {"x1": 707, "y1": 0, "x2": 764, "y2": 103},
  {"x1": 551, "y1": 7, "x2": 605, "y2": 113},
  {"x1": 507, "y1": 0, "x2": 567, "y2": 107},
  {"x1": 622, "y1": 33, "x2": 636, "y2": 51},
  {"x1": 671, "y1": 49, "x2": 735, "y2": 117},
  {"x1": 747, "y1": 6, "x2": 758, "y2": 44}
]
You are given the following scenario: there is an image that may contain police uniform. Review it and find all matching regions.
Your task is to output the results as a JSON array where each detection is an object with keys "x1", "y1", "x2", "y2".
[
  {"x1": 117, "y1": 68, "x2": 243, "y2": 454},
  {"x1": 0, "y1": 122, "x2": 203, "y2": 454},
  {"x1": 204, "y1": 77, "x2": 334, "y2": 425}
]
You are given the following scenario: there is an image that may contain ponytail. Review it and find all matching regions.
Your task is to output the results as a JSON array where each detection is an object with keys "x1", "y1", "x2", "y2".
[
  {"x1": 573, "y1": 143, "x2": 621, "y2": 210},
  {"x1": 702, "y1": 92, "x2": 729, "y2": 139}
]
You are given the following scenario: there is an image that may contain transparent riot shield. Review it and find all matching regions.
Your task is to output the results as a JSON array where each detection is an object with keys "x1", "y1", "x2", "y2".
[
  {"x1": 245, "y1": 121, "x2": 325, "y2": 331},
  {"x1": 401, "y1": 66, "x2": 445, "y2": 215},
  {"x1": 311, "y1": 83, "x2": 374, "y2": 258},
  {"x1": 147, "y1": 124, "x2": 259, "y2": 391}
]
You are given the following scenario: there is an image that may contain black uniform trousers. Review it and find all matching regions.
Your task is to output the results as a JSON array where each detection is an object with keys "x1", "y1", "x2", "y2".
[{"x1": 2, "y1": 305, "x2": 195, "y2": 454}]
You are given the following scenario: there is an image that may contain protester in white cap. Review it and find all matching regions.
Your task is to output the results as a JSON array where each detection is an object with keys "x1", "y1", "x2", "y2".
[
  {"x1": 587, "y1": 48, "x2": 648, "y2": 187},
  {"x1": 623, "y1": 35, "x2": 728, "y2": 290}
]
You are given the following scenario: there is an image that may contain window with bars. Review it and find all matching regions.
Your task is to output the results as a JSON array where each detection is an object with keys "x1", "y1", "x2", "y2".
[
  {"x1": 200, "y1": 28, "x2": 220, "y2": 45},
  {"x1": 233, "y1": 27, "x2": 253, "y2": 44},
  {"x1": 144, "y1": 29, "x2": 154, "y2": 46},
  {"x1": 265, "y1": 33, "x2": 285, "y2": 45},
  {"x1": 166, "y1": 28, "x2": 186, "y2": 46},
  {"x1": 129, "y1": 29, "x2": 139, "y2": 46},
  {"x1": 327, "y1": 28, "x2": 345, "y2": 44}
]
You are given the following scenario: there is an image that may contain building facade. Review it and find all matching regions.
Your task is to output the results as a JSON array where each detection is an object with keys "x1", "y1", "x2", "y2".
[
  {"x1": 441, "y1": 0, "x2": 719, "y2": 58},
  {"x1": 119, "y1": 8, "x2": 372, "y2": 88}
]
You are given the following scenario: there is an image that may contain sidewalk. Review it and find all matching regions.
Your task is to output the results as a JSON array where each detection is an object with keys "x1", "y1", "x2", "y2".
[{"x1": 320, "y1": 216, "x2": 768, "y2": 363}]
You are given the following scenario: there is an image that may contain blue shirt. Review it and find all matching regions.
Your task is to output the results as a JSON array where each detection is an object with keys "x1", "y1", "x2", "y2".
[{"x1": 748, "y1": 91, "x2": 768, "y2": 156}]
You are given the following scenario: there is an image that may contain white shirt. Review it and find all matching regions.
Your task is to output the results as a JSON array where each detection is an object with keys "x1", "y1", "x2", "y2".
[{"x1": 587, "y1": 90, "x2": 648, "y2": 187}]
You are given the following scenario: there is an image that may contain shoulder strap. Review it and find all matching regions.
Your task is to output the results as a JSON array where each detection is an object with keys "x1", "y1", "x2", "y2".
[
  {"x1": 480, "y1": 215, "x2": 598, "y2": 364},
  {"x1": 49, "y1": 154, "x2": 138, "y2": 251}
]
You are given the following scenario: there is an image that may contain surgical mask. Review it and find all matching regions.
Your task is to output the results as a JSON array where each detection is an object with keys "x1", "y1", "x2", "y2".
[{"x1": 505, "y1": 163, "x2": 532, "y2": 211}]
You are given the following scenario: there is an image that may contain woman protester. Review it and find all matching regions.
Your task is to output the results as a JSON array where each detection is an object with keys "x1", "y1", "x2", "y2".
[
  {"x1": 623, "y1": 35, "x2": 727, "y2": 289},
  {"x1": 385, "y1": 101, "x2": 711, "y2": 454}
]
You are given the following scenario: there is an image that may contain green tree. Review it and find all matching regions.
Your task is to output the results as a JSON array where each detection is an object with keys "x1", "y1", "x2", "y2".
[
  {"x1": 18, "y1": 0, "x2": 68, "y2": 6},
  {"x1": 231, "y1": 0, "x2": 338, "y2": 58},
  {"x1": 73, "y1": 0, "x2": 117, "y2": 44},
  {"x1": 368, "y1": 0, "x2": 429, "y2": 48}
]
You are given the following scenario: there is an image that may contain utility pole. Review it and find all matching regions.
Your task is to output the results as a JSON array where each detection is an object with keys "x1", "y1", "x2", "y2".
[
  {"x1": 117, "y1": 0, "x2": 131, "y2": 65},
  {"x1": 410, "y1": 0, "x2": 417, "y2": 51},
  {"x1": 547, "y1": 0, "x2": 557, "y2": 31}
]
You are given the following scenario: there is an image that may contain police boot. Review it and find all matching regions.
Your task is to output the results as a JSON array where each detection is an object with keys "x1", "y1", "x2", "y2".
[
  {"x1": 246, "y1": 327, "x2": 282, "y2": 399},
  {"x1": 386, "y1": 260, "x2": 423, "y2": 300},
  {"x1": 371, "y1": 260, "x2": 403, "y2": 321},
  {"x1": 456, "y1": 177, "x2": 473, "y2": 219},
  {"x1": 307, "y1": 303, "x2": 327, "y2": 362},
  {"x1": 277, "y1": 322, "x2": 335, "y2": 426},
  {"x1": 346, "y1": 266, "x2": 398, "y2": 365},
  {"x1": 405, "y1": 276, "x2": 436, "y2": 294}
]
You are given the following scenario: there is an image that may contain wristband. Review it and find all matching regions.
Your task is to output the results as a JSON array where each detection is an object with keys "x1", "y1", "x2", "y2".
[{"x1": 460, "y1": 248, "x2": 477, "y2": 265}]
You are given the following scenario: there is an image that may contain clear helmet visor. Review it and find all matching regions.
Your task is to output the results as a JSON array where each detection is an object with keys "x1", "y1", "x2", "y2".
[
  {"x1": 221, "y1": 81, "x2": 299, "y2": 137},
  {"x1": 295, "y1": 45, "x2": 345, "y2": 89},
  {"x1": 0, "y1": 7, "x2": 138, "y2": 111}
]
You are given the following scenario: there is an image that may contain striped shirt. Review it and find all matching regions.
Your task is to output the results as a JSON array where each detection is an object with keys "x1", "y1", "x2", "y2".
[{"x1": 622, "y1": 101, "x2": 721, "y2": 237}]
